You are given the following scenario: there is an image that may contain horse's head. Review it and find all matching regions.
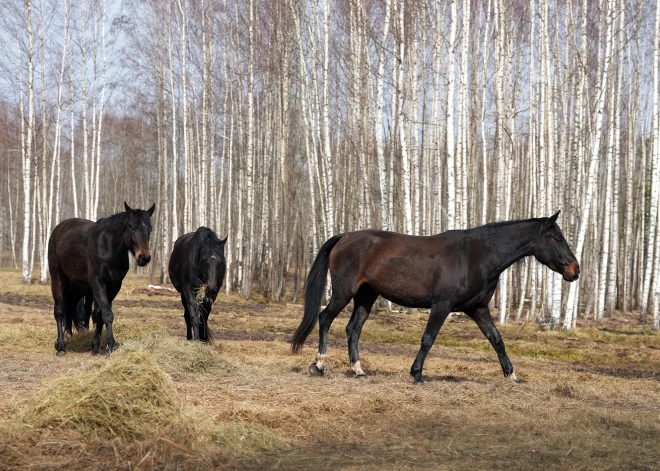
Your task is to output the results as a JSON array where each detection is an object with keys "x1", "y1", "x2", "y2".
[
  {"x1": 124, "y1": 202, "x2": 155, "y2": 267},
  {"x1": 198, "y1": 232, "x2": 227, "y2": 298},
  {"x1": 533, "y1": 210, "x2": 580, "y2": 282}
]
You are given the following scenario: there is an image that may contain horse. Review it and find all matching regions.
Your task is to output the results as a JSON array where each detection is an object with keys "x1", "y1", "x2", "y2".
[
  {"x1": 48, "y1": 202, "x2": 155, "y2": 355},
  {"x1": 168, "y1": 227, "x2": 227, "y2": 341},
  {"x1": 73, "y1": 293, "x2": 94, "y2": 332},
  {"x1": 290, "y1": 211, "x2": 579, "y2": 384}
]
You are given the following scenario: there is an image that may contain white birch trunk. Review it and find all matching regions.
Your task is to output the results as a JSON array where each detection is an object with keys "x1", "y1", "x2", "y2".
[
  {"x1": 564, "y1": 0, "x2": 616, "y2": 328},
  {"x1": 168, "y1": 1, "x2": 178, "y2": 247},
  {"x1": 19, "y1": 0, "x2": 35, "y2": 283},
  {"x1": 241, "y1": 0, "x2": 255, "y2": 297},
  {"x1": 481, "y1": 0, "x2": 492, "y2": 225},
  {"x1": 446, "y1": 0, "x2": 457, "y2": 230},
  {"x1": 640, "y1": 0, "x2": 660, "y2": 321},
  {"x1": 375, "y1": 0, "x2": 392, "y2": 230},
  {"x1": 398, "y1": 0, "x2": 412, "y2": 234},
  {"x1": 321, "y1": 0, "x2": 334, "y2": 237}
]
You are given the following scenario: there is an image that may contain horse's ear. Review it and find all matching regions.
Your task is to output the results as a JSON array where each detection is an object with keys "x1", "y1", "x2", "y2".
[
  {"x1": 550, "y1": 210, "x2": 560, "y2": 222},
  {"x1": 124, "y1": 202, "x2": 135, "y2": 217},
  {"x1": 220, "y1": 235, "x2": 228, "y2": 245},
  {"x1": 147, "y1": 203, "x2": 156, "y2": 217}
]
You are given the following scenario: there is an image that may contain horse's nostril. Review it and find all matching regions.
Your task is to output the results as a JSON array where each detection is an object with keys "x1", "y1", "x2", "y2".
[{"x1": 144, "y1": 255, "x2": 151, "y2": 264}]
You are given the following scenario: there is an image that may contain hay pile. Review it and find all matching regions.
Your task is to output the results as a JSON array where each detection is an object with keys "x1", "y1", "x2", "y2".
[
  {"x1": 21, "y1": 350, "x2": 181, "y2": 442},
  {"x1": 0, "y1": 324, "x2": 55, "y2": 352},
  {"x1": 0, "y1": 342, "x2": 288, "y2": 470},
  {"x1": 119, "y1": 331, "x2": 234, "y2": 378}
]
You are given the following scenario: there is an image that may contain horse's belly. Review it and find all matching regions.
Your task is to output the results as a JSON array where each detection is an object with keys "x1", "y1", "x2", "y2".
[
  {"x1": 379, "y1": 292, "x2": 432, "y2": 309},
  {"x1": 363, "y1": 260, "x2": 437, "y2": 309},
  {"x1": 64, "y1": 277, "x2": 90, "y2": 296},
  {"x1": 366, "y1": 276, "x2": 434, "y2": 309}
]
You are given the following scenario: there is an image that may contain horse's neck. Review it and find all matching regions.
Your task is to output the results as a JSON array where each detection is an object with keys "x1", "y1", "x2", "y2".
[
  {"x1": 483, "y1": 221, "x2": 539, "y2": 278},
  {"x1": 98, "y1": 223, "x2": 129, "y2": 260}
]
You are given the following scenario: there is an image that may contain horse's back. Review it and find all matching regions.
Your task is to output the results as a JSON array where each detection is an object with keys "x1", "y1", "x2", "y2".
[
  {"x1": 49, "y1": 218, "x2": 96, "y2": 281},
  {"x1": 328, "y1": 229, "x2": 471, "y2": 308},
  {"x1": 168, "y1": 232, "x2": 197, "y2": 290}
]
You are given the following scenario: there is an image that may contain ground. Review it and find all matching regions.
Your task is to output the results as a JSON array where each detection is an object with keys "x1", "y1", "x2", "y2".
[{"x1": 0, "y1": 268, "x2": 658, "y2": 470}]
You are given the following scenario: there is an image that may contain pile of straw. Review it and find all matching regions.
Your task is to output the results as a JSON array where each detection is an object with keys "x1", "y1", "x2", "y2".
[
  {"x1": 119, "y1": 331, "x2": 233, "y2": 377},
  {"x1": 21, "y1": 350, "x2": 180, "y2": 442}
]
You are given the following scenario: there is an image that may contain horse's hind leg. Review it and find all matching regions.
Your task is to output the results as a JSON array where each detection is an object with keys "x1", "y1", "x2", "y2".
[
  {"x1": 75, "y1": 294, "x2": 93, "y2": 331},
  {"x1": 310, "y1": 292, "x2": 352, "y2": 376},
  {"x1": 345, "y1": 285, "x2": 378, "y2": 377},
  {"x1": 51, "y1": 273, "x2": 67, "y2": 355},
  {"x1": 64, "y1": 296, "x2": 80, "y2": 338},
  {"x1": 410, "y1": 302, "x2": 451, "y2": 385},
  {"x1": 468, "y1": 306, "x2": 519, "y2": 383}
]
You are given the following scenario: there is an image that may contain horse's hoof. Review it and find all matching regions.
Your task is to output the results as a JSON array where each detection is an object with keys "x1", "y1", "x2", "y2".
[
  {"x1": 56, "y1": 350, "x2": 66, "y2": 357},
  {"x1": 412, "y1": 378, "x2": 424, "y2": 386},
  {"x1": 355, "y1": 373, "x2": 367, "y2": 379},
  {"x1": 507, "y1": 372, "x2": 521, "y2": 384},
  {"x1": 309, "y1": 363, "x2": 324, "y2": 376}
]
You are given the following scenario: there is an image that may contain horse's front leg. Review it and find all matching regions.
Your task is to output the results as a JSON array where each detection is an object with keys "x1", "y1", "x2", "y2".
[
  {"x1": 182, "y1": 294, "x2": 192, "y2": 340},
  {"x1": 410, "y1": 302, "x2": 451, "y2": 385},
  {"x1": 183, "y1": 287, "x2": 201, "y2": 341},
  {"x1": 91, "y1": 281, "x2": 117, "y2": 354},
  {"x1": 199, "y1": 299, "x2": 213, "y2": 342},
  {"x1": 469, "y1": 306, "x2": 519, "y2": 383}
]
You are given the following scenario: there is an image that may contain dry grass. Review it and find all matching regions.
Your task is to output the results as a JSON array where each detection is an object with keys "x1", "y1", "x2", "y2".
[{"x1": 0, "y1": 268, "x2": 658, "y2": 470}]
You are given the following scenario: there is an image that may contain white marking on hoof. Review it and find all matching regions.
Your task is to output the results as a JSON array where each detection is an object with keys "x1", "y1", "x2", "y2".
[
  {"x1": 351, "y1": 361, "x2": 365, "y2": 376},
  {"x1": 315, "y1": 353, "x2": 327, "y2": 371},
  {"x1": 508, "y1": 371, "x2": 520, "y2": 383}
]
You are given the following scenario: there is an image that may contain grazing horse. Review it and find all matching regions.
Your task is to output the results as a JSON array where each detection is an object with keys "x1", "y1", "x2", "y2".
[
  {"x1": 291, "y1": 211, "x2": 579, "y2": 384},
  {"x1": 168, "y1": 227, "x2": 227, "y2": 341},
  {"x1": 48, "y1": 202, "x2": 155, "y2": 355}
]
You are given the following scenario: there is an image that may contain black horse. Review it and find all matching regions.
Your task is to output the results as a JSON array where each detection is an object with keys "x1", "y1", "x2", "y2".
[
  {"x1": 48, "y1": 202, "x2": 155, "y2": 355},
  {"x1": 168, "y1": 227, "x2": 227, "y2": 341},
  {"x1": 73, "y1": 293, "x2": 94, "y2": 332},
  {"x1": 291, "y1": 212, "x2": 580, "y2": 384}
]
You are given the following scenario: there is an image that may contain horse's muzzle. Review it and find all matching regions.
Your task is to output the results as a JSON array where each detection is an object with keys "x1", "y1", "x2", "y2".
[
  {"x1": 137, "y1": 254, "x2": 151, "y2": 266},
  {"x1": 563, "y1": 262, "x2": 580, "y2": 281},
  {"x1": 204, "y1": 282, "x2": 218, "y2": 298}
]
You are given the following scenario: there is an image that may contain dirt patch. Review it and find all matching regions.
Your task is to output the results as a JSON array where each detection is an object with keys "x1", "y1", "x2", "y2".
[
  {"x1": 0, "y1": 293, "x2": 52, "y2": 311},
  {"x1": 133, "y1": 286, "x2": 180, "y2": 297},
  {"x1": 573, "y1": 362, "x2": 660, "y2": 381}
]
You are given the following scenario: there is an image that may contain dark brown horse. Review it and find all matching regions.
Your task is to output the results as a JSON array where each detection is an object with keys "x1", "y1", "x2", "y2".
[
  {"x1": 168, "y1": 227, "x2": 227, "y2": 341},
  {"x1": 48, "y1": 202, "x2": 155, "y2": 355},
  {"x1": 291, "y1": 212, "x2": 579, "y2": 384}
]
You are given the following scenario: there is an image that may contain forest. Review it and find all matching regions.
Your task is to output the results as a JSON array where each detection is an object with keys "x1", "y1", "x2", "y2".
[{"x1": 1, "y1": 0, "x2": 659, "y2": 330}]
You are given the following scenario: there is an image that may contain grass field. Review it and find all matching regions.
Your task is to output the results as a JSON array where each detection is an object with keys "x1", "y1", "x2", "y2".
[{"x1": 0, "y1": 268, "x2": 658, "y2": 470}]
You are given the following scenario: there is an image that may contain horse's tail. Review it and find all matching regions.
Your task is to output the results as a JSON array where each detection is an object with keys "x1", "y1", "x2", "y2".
[{"x1": 290, "y1": 234, "x2": 345, "y2": 353}]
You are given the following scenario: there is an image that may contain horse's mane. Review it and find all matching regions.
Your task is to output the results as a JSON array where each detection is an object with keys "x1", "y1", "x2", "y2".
[
  {"x1": 96, "y1": 211, "x2": 129, "y2": 233},
  {"x1": 467, "y1": 217, "x2": 542, "y2": 234},
  {"x1": 195, "y1": 226, "x2": 221, "y2": 244}
]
